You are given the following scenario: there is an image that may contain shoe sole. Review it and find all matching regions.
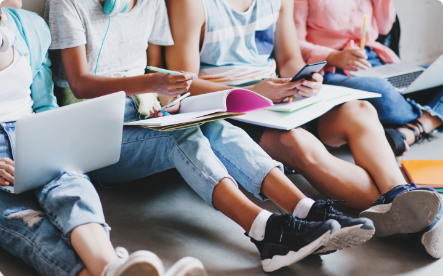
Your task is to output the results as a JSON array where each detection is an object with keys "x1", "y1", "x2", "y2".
[
  {"x1": 119, "y1": 251, "x2": 164, "y2": 276},
  {"x1": 360, "y1": 190, "x2": 441, "y2": 237},
  {"x1": 314, "y1": 224, "x2": 375, "y2": 254},
  {"x1": 165, "y1": 257, "x2": 207, "y2": 276},
  {"x1": 261, "y1": 230, "x2": 331, "y2": 272},
  {"x1": 422, "y1": 217, "x2": 443, "y2": 259}
]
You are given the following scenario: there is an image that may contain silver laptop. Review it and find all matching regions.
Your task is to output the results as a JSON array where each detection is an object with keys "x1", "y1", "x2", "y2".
[
  {"x1": 1, "y1": 91, "x2": 126, "y2": 194},
  {"x1": 350, "y1": 54, "x2": 443, "y2": 94}
]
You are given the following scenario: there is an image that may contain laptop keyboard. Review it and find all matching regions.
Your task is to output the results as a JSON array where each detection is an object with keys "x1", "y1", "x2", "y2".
[{"x1": 386, "y1": 70, "x2": 424, "y2": 89}]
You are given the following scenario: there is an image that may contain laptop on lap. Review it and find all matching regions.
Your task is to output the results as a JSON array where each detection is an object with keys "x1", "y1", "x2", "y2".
[
  {"x1": 0, "y1": 92, "x2": 126, "y2": 194},
  {"x1": 350, "y1": 54, "x2": 443, "y2": 94}
]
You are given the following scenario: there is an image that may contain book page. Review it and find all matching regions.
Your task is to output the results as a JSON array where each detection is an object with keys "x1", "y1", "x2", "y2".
[{"x1": 180, "y1": 90, "x2": 230, "y2": 113}]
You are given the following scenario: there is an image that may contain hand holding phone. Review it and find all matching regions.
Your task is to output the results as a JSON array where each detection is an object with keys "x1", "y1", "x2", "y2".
[{"x1": 288, "y1": 61, "x2": 326, "y2": 102}]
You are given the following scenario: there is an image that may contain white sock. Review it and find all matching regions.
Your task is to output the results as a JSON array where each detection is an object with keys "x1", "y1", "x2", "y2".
[
  {"x1": 293, "y1": 198, "x2": 315, "y2": 219},
  {"x1": 249, "y1": 210, "x2": 273, "y2": 241}
]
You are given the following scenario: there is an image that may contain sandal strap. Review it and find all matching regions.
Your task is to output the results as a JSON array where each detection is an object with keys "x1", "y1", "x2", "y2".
[
  {"x1": 403, "y1": 120, "x2": 431, "y2": 144},
  {"x1": 403, "y1": 124, "x2": 420, "y2": 141}
]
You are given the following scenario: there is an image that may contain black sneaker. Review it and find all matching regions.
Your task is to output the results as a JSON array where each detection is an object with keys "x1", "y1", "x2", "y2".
[
  {"x1": 249, "y1": 213, "x2": 340, "y2": 272},
  {"x1": 304, "y1": 199, "x2": 375, "y2": 255},
  {"x1": 360, "y1": 184, "x2": 441, "y2": 237}
]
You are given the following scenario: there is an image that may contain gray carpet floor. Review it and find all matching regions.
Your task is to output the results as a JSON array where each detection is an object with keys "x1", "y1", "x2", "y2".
[{"x1": 1, "y1": 132, "x2": 442, "y2": 276}]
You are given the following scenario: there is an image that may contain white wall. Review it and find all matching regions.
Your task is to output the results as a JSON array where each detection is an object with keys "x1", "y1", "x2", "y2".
[
  {"x1": 22, "y1": 0, "x2": 46, "y2": 16},
  {"x1": 21, "y1": 0, "x2": 443, "y2": 65},
  {"x1": 394, "y1": 0, "x2": 443, "y2": 65}
]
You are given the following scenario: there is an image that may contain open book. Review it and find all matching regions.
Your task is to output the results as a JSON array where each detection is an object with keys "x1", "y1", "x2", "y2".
[
  {"x1": 231, "y1": 85, "x2": 381, "y2": 130},
  {"x1": 124, "y1": 89, "x2": 273, "y2": 131}
]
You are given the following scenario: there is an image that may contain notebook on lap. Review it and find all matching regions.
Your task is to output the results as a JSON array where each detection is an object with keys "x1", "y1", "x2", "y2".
[{"x1": 1, "y1": 92, "x2": 126, "y2": 194}]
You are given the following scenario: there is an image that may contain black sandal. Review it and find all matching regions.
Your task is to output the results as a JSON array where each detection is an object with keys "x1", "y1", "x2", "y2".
[
  {"x1": 385, "y1": 128, "x2": 407, "y2": 157},
  {"x1": 385, "y1": 120, "x2": 432, "y2": 157},
  {"x1": 402, "y1": 119, "x2": 431, "y2": 144}
]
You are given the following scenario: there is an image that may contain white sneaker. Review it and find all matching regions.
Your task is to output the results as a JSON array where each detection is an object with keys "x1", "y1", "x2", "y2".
[
  {"x1": 165, "y1": 257, "x2": 207, "y2": 276},
  {"x1": 102, "y1": 247, "x2": 165, "y2": 276}
]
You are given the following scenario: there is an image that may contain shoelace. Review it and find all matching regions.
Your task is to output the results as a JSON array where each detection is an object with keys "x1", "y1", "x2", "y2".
[
  {"x1": 322, "y1": 199, "x2": 346, "y2": 221},
  {"x1": 278, "y1": 209, "x2": 311, "y2": 242}
]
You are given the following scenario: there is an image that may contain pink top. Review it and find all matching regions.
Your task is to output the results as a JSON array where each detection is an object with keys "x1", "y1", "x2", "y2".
[{"x1": 294, "y1": 0, "x2": 401, "y2": 73}]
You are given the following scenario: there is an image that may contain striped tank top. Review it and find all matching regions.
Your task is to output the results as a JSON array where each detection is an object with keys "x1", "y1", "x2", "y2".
[{"x1": 199, "y1": 0, "x2": 281, "y2": 86}]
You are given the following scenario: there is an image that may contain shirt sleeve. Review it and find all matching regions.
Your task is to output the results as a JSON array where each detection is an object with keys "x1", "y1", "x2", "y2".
[
  {"x1": 45, "y1": 0, "x2": 87, "y2": 50},
  {"x1": 372, "y1": 0, "x2": 396, "y2": 36},
  {"x1": 293, "y1": 0, "x2": 336, "y2": 64},
  {"x1": 148, "y1": 0, "x2": 174, "y2": 46}
]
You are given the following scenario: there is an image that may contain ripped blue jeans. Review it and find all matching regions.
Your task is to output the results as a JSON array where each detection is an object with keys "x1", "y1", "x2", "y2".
[
  {"x1": 323, "y1": 47, "x2": 443, "y2": 132},
  {"x1": 0, "y1": 122, "x2": 110, "y2": 276}
]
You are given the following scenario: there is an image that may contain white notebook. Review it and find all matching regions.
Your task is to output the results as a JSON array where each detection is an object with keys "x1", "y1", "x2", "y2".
[{"x1": 231, "y1": 85, "x2": 381, "y2": 130}]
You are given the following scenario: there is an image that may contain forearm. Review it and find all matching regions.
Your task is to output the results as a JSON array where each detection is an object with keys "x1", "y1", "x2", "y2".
[
  {"x1": 278, "y1": 58, "x2": 306, "y2": 79},
  {"x1": 69, "y1": 73, "x2": 156, "y2": 99},
  {"x1": 189, "y1": 79, "x2": 232, "y2": 95}
]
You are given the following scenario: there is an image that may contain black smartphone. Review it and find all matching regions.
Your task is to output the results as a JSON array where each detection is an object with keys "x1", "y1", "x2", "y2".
[{"x1": 290, "y1": 61, "x2": 327, "y2": 82}]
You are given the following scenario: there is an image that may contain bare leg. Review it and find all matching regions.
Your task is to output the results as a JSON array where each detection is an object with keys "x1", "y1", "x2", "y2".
[
  {"x1": 317, "y1": 101, "x2": 405, "y2": 196},
  {"x1": 261, "y1": 126, "x2": 380, "y2": 211},
  {"x1": 259, "y1": 101, "x2": 405, "y2": 211},
  {"x1": 397, "y1": 111, "x2": 443, "y2": 145},
  {"x1": 212, "y1": 178, "x2": 263, "y2": 232},
  {"x1": 71, "y1": 223, "x2": 118, "y2": 276},
  {"x1": 260, "y1": 168, "x2": 306, "y2": 214}
]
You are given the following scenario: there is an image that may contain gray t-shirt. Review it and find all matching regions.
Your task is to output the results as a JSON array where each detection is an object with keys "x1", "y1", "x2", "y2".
[{"x1": 46, "y1": 0, "x2": 174, "y2": 87}]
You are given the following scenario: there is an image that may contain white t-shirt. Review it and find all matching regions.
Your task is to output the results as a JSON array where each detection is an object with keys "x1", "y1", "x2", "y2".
[
  {"x1": 46, "y1": 0, "x2": 174, "y2": 88},
  {"x1": 0, "y1": 48, "x2": 34, "y2": 123}
]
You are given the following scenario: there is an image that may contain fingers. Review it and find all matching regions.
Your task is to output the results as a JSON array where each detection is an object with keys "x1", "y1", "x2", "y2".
[
  {"x1": 149, "y1": 107, "x2": 160, "y2": 118},
  {"x1": 350, "y1": 48, "x2": 368, "y2": 59},
  {"x1": 0, "y1": 178, "x2": 11, "y2": 186},
  {"x1": 0, "y1": 163, "x2": 14, "y2": 185},
  {"x1": 281, "y1": 79, "x2": 304, "y2": 90},
  {"x1": 297, "y1": 85, "x2": 317, "y2": 97},
  {"x1": 311, "y1": 73, "x2": 323, "y2": 83},
  {"x1": 360, "y1": 58, "x2": 372, "y2": 68},
  {"x1": 0, "y1": 157, "x2": 14, "y2": 166},
  {"x1": 162, "y1": 103, "x2": 180, "y2": 114},
  {"x1": 169, "y1": 73, "x2": 196, "y2": 83},
  {"x1": 349, "y1": 59, "x2": 370, "y2": 70}
]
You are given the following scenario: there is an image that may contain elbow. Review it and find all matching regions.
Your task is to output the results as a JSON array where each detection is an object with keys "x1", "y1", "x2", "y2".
[
  {"x1": 69, "y1": 83, "x2": 85, "y2": 100},
  {"x1": 68, "y1": 76, "x2": 89, "y2": 100}
]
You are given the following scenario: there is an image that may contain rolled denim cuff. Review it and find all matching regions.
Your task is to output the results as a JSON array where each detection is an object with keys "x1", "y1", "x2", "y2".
[
  {"x1": 62, "y1": 222, "x2": 112, "y2": 246},
  {"x1": 407, "y1": 98, "x2": 443, "y2": 133},
  {"x1": 249, "y1": 161, "x2": 284, "y2": 202},
  {"x1": 206, "y1": 173, "x2": 238, "y2": 210}
]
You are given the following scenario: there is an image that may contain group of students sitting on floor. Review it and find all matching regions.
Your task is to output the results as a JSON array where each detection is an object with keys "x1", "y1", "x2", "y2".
[{"x1": 1, "y1": 0, "x2": 443, "y2": 275}]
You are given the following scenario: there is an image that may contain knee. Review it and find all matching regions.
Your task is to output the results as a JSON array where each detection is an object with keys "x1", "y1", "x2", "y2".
[
  {"x1": 340, "y1": 101, "x2": 384, "y2": 134},
  {"x1": 341, "y1": 100, "x2": 379, "y2": 123},
  {"x1": 279, "y1": 128, "x2": 322, "y2": 169}
]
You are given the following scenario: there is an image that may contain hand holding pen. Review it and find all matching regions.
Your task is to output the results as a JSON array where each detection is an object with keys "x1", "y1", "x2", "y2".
[
  {"x1": 149, "y1": 92, "x2": 191, "y2": 118},
  {"x1": 147, "y1": 66, "x2": 198, "y2": 98}
]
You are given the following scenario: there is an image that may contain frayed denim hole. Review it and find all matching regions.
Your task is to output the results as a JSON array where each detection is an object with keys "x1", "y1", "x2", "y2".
[{"x1": 6, "y1": 208, "x2": 45, "y2": 228}]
